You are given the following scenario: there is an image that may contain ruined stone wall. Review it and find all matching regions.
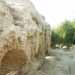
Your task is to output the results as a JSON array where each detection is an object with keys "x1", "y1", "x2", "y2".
[{"x1": 0, "y1": 0, "x2": 51, "y2": 75}]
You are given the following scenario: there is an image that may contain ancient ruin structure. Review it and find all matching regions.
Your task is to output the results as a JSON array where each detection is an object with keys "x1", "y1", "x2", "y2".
[{"x1": 0, "y1": 0, "x2": 51, "y2": 75}]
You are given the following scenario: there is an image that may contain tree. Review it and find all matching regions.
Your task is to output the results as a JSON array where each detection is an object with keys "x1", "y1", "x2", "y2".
[
  {"x1": 51, "y1": 31, "x2": 63, "y2": 48},
  {"x1": 51, "y1": 20, "x2": 75, "y2": 48},
  {"x1": 62, "y1": 21, "x2": 74, "y2": 47}
]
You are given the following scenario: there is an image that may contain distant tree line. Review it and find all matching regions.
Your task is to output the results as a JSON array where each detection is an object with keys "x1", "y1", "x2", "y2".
[{"x1": 51, "y1": 20, "x2": 75, "y2": 48}]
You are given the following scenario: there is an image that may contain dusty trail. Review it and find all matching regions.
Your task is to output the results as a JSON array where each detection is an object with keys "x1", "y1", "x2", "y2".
[{"x1": 39, "y1": 48, "x2": 75, "y2": 75}]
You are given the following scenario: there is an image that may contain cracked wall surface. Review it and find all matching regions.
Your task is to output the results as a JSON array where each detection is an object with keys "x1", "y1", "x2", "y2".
[{"x1": 0, "y1": 0, "x2": 51, "y2": 75}]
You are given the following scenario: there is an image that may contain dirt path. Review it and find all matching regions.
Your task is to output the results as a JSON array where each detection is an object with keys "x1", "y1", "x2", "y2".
[{"x1": 38, "y1": 48, "x2": 75, "y2": 75}]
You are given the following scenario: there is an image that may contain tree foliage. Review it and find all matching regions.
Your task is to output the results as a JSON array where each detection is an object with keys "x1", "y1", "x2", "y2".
[{"x1": 51, "y1": 20, "x2": 75, "y2": 48}]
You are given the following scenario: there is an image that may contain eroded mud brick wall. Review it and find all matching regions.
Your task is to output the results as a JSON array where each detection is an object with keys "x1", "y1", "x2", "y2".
[{"x1": 0, "y1": 0, "x2": 51, "y2": 75}]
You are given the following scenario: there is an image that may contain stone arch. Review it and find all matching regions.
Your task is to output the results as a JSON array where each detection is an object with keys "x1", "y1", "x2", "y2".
[{"x1": 0, "y1": 49, "x2": 26, "y2": 75}]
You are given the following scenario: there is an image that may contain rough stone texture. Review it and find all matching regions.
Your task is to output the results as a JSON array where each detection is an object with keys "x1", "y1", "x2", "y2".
[{"x1": 0, "y1": 0, "x2": 51, "y2": 75}]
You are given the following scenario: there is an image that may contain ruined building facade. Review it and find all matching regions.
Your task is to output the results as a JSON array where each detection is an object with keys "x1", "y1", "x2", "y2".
[{"x1": 0, "y1": 0, "x2": 50, "y2": 74}]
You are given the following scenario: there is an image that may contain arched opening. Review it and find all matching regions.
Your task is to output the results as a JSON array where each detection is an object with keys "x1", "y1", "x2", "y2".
[{"x1": 0, "y1": 50, "x2": 26, "y2": 75}]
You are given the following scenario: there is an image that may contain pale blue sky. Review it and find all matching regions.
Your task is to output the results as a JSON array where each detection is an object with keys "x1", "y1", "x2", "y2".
[{"x1": 31, "y1": 0, "x2": 75, "y2": 29}]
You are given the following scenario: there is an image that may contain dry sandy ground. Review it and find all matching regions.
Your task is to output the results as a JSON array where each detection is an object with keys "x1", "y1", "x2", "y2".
[{"x1": 37, "y1": 48, "x2": 75, "y2": 75}]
